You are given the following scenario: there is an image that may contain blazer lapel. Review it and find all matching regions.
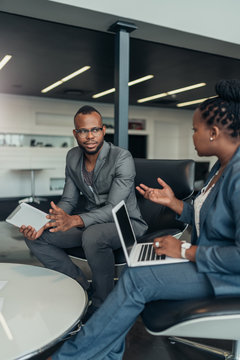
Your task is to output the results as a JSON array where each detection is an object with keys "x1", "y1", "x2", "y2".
[
  {"x1": 76, "y1": 142, "x2": 110, "y2": 200},
  {"x1": 194, "y1": 146, "x2": 240, "y2": 245},
  {"x1": 193, "y1": 160, "x2": 219, "y2": 244},
  {"x1": 93, "y1": 141, "x2": 109, "y2": 181},
  {"x1": 198, "y1": 179, "x2": 221, "y2": 236},
  {"x1": 76, "y1": 150, "x2": 95, "y2": 199}
]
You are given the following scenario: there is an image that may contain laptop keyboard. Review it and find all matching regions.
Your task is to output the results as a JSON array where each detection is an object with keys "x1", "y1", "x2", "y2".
[{"x1": 138, "y1": 243, "x2": 166, "y2": 262}]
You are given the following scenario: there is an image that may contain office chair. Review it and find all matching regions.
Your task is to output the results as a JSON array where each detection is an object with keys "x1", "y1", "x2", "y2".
[{"x1": 141, "y1": 297, "x2": 240, "y2": 359}]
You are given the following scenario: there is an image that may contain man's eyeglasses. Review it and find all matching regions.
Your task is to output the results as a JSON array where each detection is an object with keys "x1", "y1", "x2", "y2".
[{"x1": 75, "y1": 127, "x2": 103, "y2": 138}]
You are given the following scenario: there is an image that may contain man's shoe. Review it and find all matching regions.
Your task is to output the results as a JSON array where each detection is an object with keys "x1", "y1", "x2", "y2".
[
  {"x1": 86, "y1": 283, "x2": 94, "y2": 305},
  {"x1": 82, "y1": 304, "x2": 99, "y2": 324}
]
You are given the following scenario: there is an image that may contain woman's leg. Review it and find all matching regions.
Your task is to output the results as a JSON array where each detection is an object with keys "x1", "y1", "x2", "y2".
[{"x1": 51, "y1": 262, "x2": 214, "y2": 360}]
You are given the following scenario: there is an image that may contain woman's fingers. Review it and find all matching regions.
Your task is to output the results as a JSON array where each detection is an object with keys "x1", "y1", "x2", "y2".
[{"x1": 157, "y1": 177, "x2": 168, "y2": 188}]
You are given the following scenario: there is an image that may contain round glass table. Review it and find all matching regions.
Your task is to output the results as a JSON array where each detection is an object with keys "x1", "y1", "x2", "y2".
[{"x1": 0, "y1": 263, "x2": 87, "y2": 360}]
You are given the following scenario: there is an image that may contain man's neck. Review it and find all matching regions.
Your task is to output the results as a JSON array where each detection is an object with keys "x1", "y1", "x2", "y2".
[{"x1": 84, "y1": 150, "x2": 101, "y2": 172}]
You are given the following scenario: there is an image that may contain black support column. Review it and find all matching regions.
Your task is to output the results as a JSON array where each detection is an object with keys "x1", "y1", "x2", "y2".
[{"x1": 108, "y1": 21, "x2": 137, "y2": 149}]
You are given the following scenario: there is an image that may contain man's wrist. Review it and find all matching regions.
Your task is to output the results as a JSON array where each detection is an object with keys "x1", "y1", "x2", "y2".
[{"x1": 72, "y1": 215, "x2": 84, "y2": 228}]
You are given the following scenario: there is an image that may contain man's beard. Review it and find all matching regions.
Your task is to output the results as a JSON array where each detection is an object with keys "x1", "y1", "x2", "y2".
[{"x1": 78, "y1": 140, "x2": 104, "y2": 155}]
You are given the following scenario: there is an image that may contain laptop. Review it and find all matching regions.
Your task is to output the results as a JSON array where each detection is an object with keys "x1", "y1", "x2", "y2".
[{"x1": 112, "y1": 200, "x2": 189, "y2": 267}]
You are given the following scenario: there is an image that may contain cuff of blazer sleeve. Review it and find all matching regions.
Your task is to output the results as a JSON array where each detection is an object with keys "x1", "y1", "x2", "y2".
[
  {"x1": 176, "y1": 201, "x2": 192, "y2": 223},
  {"x1": 78, "y1": 213, "x2": 90, "y2": 228},
  {"x1": 195, "y1": 245, "x2": 213, "y2": 273}
]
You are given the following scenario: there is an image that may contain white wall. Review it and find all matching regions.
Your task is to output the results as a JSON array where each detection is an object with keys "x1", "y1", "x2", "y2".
[{"x1": 0, "y1": 93, "x2": 216, "y2": 198}]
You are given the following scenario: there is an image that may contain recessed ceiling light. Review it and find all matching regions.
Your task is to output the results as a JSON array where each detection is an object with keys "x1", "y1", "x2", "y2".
[
  {"x1": 0, "y1": 55, "x2": 12, "y2": 70},
  {"x1": 177, "y1": 95, "x2": 217, "y2": 107},
  {"x1": 92, "y1": 75, "x2": 154, "y2": 99},
  {"x1": 41, "y1": 66, "x2": 91, "y2": 93},
  {"x1": 137, "y1": 82, "x2": 206, "y2": 103}
]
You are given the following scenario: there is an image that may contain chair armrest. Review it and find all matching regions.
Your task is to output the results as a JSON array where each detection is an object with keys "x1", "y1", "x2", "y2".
[{"x1": 141, "y1": 297, "x2": 240, "y2": 333}]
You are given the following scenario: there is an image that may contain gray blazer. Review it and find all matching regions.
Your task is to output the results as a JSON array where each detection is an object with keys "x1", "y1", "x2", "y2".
[
  {"x1": 179, "y1": 146, "x2": 240, "y2": 296},
  {"x1": 58, "y1": 141, "x2": 148, "y2": 237}
]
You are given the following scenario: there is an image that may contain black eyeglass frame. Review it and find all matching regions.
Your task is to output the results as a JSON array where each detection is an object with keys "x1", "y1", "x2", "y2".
[{"x1": 74, "y1": 127, "x2": 103, "y2": 137}]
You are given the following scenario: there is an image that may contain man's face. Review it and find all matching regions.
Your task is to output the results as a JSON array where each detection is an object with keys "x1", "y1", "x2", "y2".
[{"x1": 73, "y1": 111, "x2": 106, "y2": 155}]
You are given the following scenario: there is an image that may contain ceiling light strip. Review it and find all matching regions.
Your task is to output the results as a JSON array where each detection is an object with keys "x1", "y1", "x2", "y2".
[
  {"x1": 167, "y1": 83, "x2": 206, "y2": 95},
  {"x1": 128, "y1": 75, "x2": 153, "y2": 87},
  {"x1": 41, "y1": 66, "x2": 91, "y2": 93},
  {"x1": 137, "y1": 82, "x2": 206, "y2": 103},
  {"x1": 93, "y1": 88, "x2": 115, "y2": 99},
  {"x1": 177, "y1": 95, "x2": 217, "y2": 107},
  {"x1": 92, "y1": 75, "x2": 154, "y2": 99},
  {"x1": 0, "y1": 55, "x2": 12, "y2": 70}
]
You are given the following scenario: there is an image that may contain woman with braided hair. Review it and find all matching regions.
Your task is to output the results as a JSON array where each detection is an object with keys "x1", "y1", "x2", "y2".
[{"x1": 48, "y1": 79, "x2": 240, "y2": 360}]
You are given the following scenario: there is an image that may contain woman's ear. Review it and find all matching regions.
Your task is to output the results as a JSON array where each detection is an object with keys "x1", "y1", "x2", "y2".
[{"x1": 210, "y1": 126, "x2": 220, "y2": 140}]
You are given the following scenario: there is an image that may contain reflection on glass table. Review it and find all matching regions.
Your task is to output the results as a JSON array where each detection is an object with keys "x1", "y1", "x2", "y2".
[{"x1": 0, "y1": 263, "x2": 87, "y2": 360}]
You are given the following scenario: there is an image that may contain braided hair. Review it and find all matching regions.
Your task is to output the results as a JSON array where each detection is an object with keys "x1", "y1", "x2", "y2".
[{"x1": 199, "y1": 79, "x2": 240, "y2": 138}]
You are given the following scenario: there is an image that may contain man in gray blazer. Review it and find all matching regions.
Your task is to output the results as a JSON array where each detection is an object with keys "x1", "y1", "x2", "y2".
[{"x1": 21, "y1": 105, "x2": 147, "y2": 317}]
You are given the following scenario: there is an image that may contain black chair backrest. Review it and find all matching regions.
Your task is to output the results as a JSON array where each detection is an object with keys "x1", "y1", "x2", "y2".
[
  {"x1": 134, "y1": 159, "x2": 195, "y2": 235},
  {"x1": 66, "y1": 158, "x2": 195, "y2": 263}
]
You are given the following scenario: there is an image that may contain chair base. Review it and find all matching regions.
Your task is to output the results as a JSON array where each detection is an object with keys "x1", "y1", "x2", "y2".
[
  {"x1": 19, "y1": 196, "x2": 47, "y2": 204},
  {"x1": 169, "y1": 337, "x2": 240, "y2": 360}
]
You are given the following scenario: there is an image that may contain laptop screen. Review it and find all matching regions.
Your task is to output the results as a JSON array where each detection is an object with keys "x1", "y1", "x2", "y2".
[{"x1": 114, "y1": 202, "x2": 136, "y2": 257}]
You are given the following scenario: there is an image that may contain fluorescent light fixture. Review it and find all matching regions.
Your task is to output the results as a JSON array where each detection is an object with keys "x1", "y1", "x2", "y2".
[
  {"x1": 167, "y1": 83, "x2": 206, "y2": 95},
  {"x1": 177, "y1": 95, "x2": 217, "y2": 107},
  {"x1": 41, "y1": 66, "x2": 90, "y2": 93},
  {"x1": 128, "y1": 75, "x2": 154, "y2": 86},
  {"x1": 41, "y1": 81, "x2": 63, "y2": 93},
  {"x1": 93, "y1": 88, "x2": 115, "y2": 99},
  {"x1": 0, "y1": 55, "x2": 12, "y2": 70},
  {"x1": 92, "y1": 75, "x2": 154, "y2": 99},
  {"x1": 137, "y1": 92, "x2": 168, "y2": 103},
  {"x1": 61, "y1": 67, "x2": 91, "y2": 82},
  {"x1": 137, "y1": 82, "x2": 206, "y2": 103}
]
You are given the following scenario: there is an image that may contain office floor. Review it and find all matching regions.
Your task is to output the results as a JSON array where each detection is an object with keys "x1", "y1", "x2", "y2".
[{"x1": 0, "y1": 210, "x2": 232, "y2": 360}]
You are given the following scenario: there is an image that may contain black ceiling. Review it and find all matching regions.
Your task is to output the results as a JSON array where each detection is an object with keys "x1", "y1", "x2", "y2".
[{"x1": 0, "y1": 11, "x2": 240, "y2": 110}]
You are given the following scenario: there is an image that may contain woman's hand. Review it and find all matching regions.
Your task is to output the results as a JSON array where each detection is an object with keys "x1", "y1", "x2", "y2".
[
  {"x1": 136, "y1": 177, "x2": 183, "y2": 214},
  {"x1": 153, "y1": 236, "x2": 182, "y2": 258},
  {"x1": 153, "y1": 236, "x2": 197, "y2": 262}
]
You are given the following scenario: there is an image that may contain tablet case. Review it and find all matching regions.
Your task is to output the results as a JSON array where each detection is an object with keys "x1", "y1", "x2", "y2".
[{"x1": 6, "y1": 203, "x2": 49, "y2": 231}]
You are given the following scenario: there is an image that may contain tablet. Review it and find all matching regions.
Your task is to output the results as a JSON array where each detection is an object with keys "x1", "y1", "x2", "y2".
[{"x1": 6, "y1": 203, "x2": 50, "y2": 231}]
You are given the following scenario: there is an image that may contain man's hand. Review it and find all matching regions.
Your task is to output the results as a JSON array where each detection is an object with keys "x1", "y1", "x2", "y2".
[
  {"x1": 19, "y1": 224, "x2": 45, "y2": 241},
  {"x1": 46, "y1": 201, "x2": 84, "y2": 232}
]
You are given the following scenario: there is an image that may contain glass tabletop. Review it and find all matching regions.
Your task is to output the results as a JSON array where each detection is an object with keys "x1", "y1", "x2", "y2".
[{"x1": 0, "y1": 263, "x2": 87, "y2": 360}]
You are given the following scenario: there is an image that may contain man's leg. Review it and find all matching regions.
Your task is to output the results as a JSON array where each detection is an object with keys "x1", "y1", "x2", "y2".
[
  {"x1": 51, "y1": 262, "x2": 214, "y2": 360},
  {"x1": 81, "y1": 223, "x2": 121, "y2": 307},
  {"x1": 25, "y1": 228, "x2": 89, "y2": 289}
]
